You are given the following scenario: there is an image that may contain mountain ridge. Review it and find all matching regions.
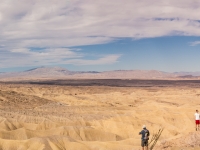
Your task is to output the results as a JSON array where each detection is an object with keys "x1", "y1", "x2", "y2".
[{"x1": 0, "y1": 67, "x2": 200, "y2": 81}]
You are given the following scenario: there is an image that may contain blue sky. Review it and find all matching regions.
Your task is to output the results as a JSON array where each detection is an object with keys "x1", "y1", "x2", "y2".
[{"x1": 1, "y1": 0, "x2": 200, "y2": 72}]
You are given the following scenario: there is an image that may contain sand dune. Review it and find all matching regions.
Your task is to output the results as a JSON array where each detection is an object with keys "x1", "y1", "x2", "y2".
[{"x1": 0, "y1": 81, "x2": 199, "y2": 149}]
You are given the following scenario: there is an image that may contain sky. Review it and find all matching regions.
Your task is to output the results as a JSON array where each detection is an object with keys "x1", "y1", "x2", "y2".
[{"x1": 1, "y1": 0, "x2": 200, "y2": 72}]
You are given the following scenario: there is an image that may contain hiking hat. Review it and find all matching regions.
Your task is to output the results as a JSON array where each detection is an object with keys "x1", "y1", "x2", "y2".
[{"x1": 142, "y1": 125, "x2": 146, "y2": 129}]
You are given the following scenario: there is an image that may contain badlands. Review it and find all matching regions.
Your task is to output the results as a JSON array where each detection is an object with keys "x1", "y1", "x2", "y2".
[{"x1": 0, "y1": 79, "x2": 199, "y2": 150}]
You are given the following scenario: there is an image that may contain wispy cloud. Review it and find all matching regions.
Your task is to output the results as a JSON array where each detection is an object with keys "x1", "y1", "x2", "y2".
[
  {"x1": 0, "y1": 48, "x2": 121, "y2": 68},
  {"x1": 1, "y1": 0, "x2": 200, "y2": 68},
  {"x1": 190, "y1": 41, "x2": 200, "y2": 46},
  {"x1": 65, "y1": 54, "x2": 122, "y2": 65},
  {"x1": 0, "y1": 48, "x2": 80, "y2": 68}
]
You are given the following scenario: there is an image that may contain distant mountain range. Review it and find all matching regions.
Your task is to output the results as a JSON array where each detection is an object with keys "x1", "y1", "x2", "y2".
[
  {"x1": 0, "y1": 67, "x2": 200, "y2": 81},
  {"x1": 174, "y1": 72, "x2": 200, "y2": 76}
]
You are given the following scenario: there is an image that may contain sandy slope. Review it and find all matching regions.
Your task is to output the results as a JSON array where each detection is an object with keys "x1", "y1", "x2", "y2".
[{"x1": 0, "y1": 82, "x2": 199, "y2": 150}]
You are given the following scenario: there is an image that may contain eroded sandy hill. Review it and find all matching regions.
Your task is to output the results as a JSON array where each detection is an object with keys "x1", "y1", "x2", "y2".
[{"x1": 0, "y1": 82, "x2": 199, "y2": 150}]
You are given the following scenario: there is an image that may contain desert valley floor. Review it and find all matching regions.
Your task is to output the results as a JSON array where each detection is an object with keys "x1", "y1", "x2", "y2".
[{"x1": 0, "y1": 79, "x2": 200, "y2": 150}]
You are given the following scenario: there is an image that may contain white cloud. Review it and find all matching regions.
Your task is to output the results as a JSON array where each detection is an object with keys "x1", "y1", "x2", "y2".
[
  {"x1": 1, "y1": 0, "x2": 200, "y2": 47},
  {"x1": 1, "y1": 0, "x2": 200, "y2": 68}
]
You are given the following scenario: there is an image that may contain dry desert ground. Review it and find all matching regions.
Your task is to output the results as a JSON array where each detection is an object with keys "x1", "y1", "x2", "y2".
[{"x1": 0, "y1": 79, "x2": 200, "y2": 150}]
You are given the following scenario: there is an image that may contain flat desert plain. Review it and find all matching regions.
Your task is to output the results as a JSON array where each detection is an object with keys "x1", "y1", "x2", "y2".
[{"x1": 0, "y1": 79, "x2": 200, "y2": 150}]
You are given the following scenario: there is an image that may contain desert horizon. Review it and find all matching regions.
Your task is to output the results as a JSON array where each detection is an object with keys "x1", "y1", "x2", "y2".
[
  {"x1": 1, "y1": 67, "x2": 200, "y2": 81},
  {"x1": 0, "y1": 79, "x2": 199, "y2": 150}
]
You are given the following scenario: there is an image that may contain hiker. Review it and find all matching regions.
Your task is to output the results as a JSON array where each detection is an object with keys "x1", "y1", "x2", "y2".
[
  {"x1": 139, "y1": 125, "x2": 150, "y2": 150},
  {"x1": 195, "y1": 110, "x2": 200, "y2": 131}
]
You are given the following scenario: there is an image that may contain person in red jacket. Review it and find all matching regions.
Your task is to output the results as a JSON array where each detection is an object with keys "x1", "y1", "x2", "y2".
[{"x1": 195, "y1": 110, "x2": 200, "y2": 131}]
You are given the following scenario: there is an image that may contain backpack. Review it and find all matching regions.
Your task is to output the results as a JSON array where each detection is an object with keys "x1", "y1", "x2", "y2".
[{"x1": 143, "y1": 129, "x2": 149, "y2": 141}]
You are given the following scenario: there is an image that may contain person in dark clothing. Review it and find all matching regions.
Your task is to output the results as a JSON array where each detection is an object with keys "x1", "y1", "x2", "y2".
[{"x1": 139, "y1": 125, "x2": 150, "y2": 150}]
